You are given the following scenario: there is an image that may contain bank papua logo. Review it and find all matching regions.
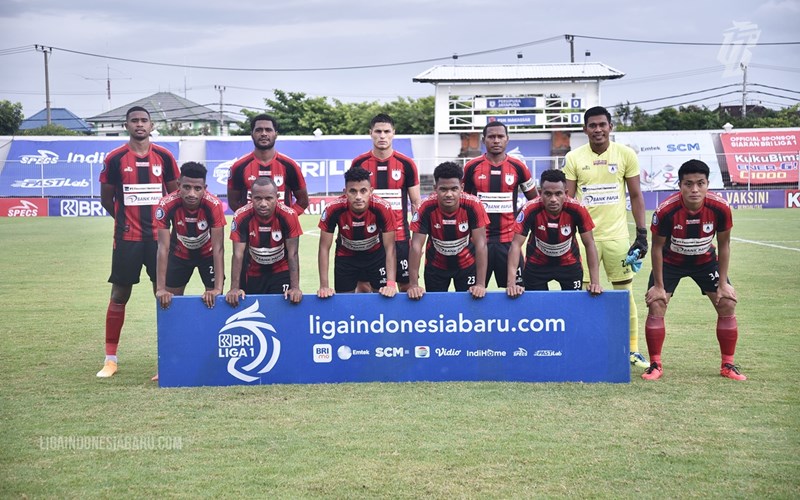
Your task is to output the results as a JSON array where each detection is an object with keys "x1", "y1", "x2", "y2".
[{"x1": 217, "y1": 300, "x2": 280, "y2": 382}]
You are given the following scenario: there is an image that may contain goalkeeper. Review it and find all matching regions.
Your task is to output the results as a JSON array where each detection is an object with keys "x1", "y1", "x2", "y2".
[{"x1": 564, "y1": 106, "x2": 649, "y2": 369}]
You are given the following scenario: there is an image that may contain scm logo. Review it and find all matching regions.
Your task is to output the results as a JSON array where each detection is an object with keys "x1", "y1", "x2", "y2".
[{"x1": 375, "y1": 347, "x2": 406, "y2": 358}]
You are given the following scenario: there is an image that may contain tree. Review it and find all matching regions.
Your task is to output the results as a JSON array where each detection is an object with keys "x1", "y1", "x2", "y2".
[
  {"x1": 0, "y1": 100, "x2": 24, "y2": 135},
  {"x1": 613, "y1": 103, "x2": 800, "y2": 131},
  {"x1": 19, "y1": 124, "x2": 80, "y2": 136}
]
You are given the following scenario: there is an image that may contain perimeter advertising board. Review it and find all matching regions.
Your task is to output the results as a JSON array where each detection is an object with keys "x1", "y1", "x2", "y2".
[{"x1": 157, "y1": 291, "x2": 630, "y2": 387}]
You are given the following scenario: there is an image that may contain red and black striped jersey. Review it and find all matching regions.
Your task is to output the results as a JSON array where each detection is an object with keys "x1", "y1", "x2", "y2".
[
  {"x1": 515, "y1": 197, "x2": 594, "y2": 267},
  {"x1": 230, "y1": 203, "x2": 303, "y2": 277},
  {"x1": 463, "y1": 154, "x2": 536, "y2": 243},
  {"x1": 228, "y1": 151, "x2": 307, "y2": 207},
  {"x1": 100, "y1": 143, "x2": 179, "y2": 242},
  {"x1": 155, "y1": 191, "x2": 226, "y2": 260},
  {"x1": 651, "y1": 192, "x2": 733, "y2": 267},
  {"x1": 410, "y1": 193, "x2": 489, "y2": 270},
  {"x1": 350, "y1": 151, "x2": 419, "y2": 242},
  {"x1": 318, "y1": 195, "x2": 396, "y2": 257}
]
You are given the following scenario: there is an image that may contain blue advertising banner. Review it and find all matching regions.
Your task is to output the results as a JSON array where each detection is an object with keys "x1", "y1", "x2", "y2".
[
  {"x1": 157, "y1": 291, "x2": 630, "y2": 387},
  {"x1": 48, "y1": 198, "x2": 109, "y2": 217},
  {"x1": 1, "y1": 140, "x2": 179, "y2": 197},
  {"x1": 205, "y1": 138, "x2": 414, "y2": 196}
]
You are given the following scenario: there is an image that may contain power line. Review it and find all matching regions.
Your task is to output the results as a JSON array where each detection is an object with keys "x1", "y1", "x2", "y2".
[
  {"x1": 570, "y1": 34, "x2": 800, "y2": 46},
  {"x1": 625, "y1": 84, "x2": 741, "y2": 105},
  {"x1": 750, "y1": 83, "x2": 800, "y2": 95}
]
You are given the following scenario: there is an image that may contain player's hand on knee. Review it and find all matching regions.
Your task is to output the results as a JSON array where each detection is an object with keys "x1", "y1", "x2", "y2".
[
  {"x1": 715, "y1": 283, "x2": 737, "y2": 306},
  {"x1": 317, "y1": 287, "x2": 335, "y2": 299},
  {"x1": 645, "y1": 286, "x2": 667, "y2": 306},
  {"x1": 507, "y1": 284, "x2": 524, "y2": 298}
]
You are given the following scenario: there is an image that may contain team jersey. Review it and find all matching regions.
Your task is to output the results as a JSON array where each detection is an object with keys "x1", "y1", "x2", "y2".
[
  {"x1": 230, "y1": 203, "x2": 303, "y2": 277},
  {"x1": 651, "y1": 191, "x2": 733, "y2": 267},
  {"x1": 515, "y1": 197, "x2": 595, "y2": 267},
  {"x1": 350, "y1": 151, "x2": 419, "y2": 241},
  {"x1": 318, "y1": 195, "x2": 396, "y2": 257},
  {"x1": 463, "y1": 154, "x2": 536, "y2": 243},
  {"x1": 563, "y1": 141, "x2": 640, "y2": 241},
  {"x1": 155, "y1": 191, "x2": 226, "y2": 260},
  {"x1": 411, "y1": 193, "x2": 489, "y2": 271},
  {"x1": 100, "y1": 143, "x2": 179, "y2": 242},
  {"x1": 228, "y1": 151, "x2": 307, "y2": 207}
]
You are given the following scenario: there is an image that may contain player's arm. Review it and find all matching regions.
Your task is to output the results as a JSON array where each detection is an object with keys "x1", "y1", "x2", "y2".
[
  {"x1": 227, "y1": 187, "x2": 245, "y2": 212},
  {"x1": 379, "y1": 230, "x2": 397, "y2": 298},
  {"x1": 226, "y1": 241, "x2": 246, "y2": 307},
  {"x1": 645, "y1": 233, "x2": 668, "y2": 308},
  {"x1": 202, "y1": 227, "x2": 225, "y2": 308},
  {"x1": 165, "y1": 179, "x2": 178, "y2": 193},
  {"x1": 408, "y1": 185, "x2": 422, "y2": 215},
  {"x1": 284, "y1": 237, "x2": 302, "y2": 304},
  {"x1": 406, "y1": 232, "x2": 427, "y2": 300},
  {"x1": 715, "y1": 229, "x2": 737, "y2": 306},
  {"x1": 317, "y1": 230, "x2": 335, "y2": 299},
  {"x1": 155, "y1": 228, "x2": 173, "y2": 309},
  {"x1": 506, "y1": 233, "x2": 526, "y2": 298},
  {"x1": 579, "y1": 230, "x2": 603, "y2": 295},
  {"x1": 565, "y1": 179, "x2": 577, "y2": 199},
  {"x1": 469, "y1": 226, "x2": 488, "y2": 299},
  {"x1": 626, "y1": 175, "x2": 648, "y2": 258},
  {"x1": 100, "y1": 183, "x2": 116, "y2": 217},
  {"x1": 291, "y1": 188, "x2": 309, "y2": 214}
]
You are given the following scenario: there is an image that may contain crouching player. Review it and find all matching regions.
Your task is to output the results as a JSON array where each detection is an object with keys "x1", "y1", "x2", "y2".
[
  {"x1": 317, "y1": 167, "x2": 398, "y2": 298},
  {"x1": 155, "y1": 161, "x2": 226, "y2": 309},
  {"x1": 506, "y1": 168, "x2": 602, "y2": 296},
  {"x1": 642, "y1": 159, "x2": 746, "y2": 381}
]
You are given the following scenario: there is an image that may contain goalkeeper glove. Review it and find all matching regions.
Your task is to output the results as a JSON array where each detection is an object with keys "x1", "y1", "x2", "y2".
[{"x1": 627, "y1": 227, "x2": 648, "y2": 260}]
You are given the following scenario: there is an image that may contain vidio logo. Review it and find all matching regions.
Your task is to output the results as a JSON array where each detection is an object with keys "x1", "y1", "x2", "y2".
[{"x1": 217, "y1": 300, "x2": 280, "y2": 382}]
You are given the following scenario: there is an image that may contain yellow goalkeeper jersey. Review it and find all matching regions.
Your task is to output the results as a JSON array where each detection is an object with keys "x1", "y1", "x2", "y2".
[{"x1": 563, "y1": 141, "x2": 639, "y2": 241}]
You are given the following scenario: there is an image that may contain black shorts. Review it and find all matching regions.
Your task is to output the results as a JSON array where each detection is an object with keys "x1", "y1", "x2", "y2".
[
  {"x1": 647, "y1": 260, "x2": 728, "y2": 295},
  {"x1": 108, "y1": 240, "x2": 157, "y2": 286},
  {"x1": 486, "y1": 241, "x2": 523, "y2": 287},
  {"x1": 165, "y1": 253, "x2": 217, "y2": 289},
  {"x1": 523, "y1": 262, "x2": 583, "y2": 291},
  {"x1": 395, "y1": 239, "x2": 410, "y2": 284},
  {"x1": 244, "y1": 270, "x2": 291, "y2": 295},
  {"x1": 334, "y1": 250, "x2": 386, "y2": 292},
  {"x1": 424, "y1": 264, "x2": 477, "y2": 292}
]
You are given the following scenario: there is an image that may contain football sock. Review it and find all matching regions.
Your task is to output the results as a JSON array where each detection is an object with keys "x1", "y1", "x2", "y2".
[
  {"x1": 105, "y1": 301, "x2": 126, "y2": 356},
  {"x1": 716, "y1": 315, "x2": 738, "y2": 366},
  {"x1": 645, "y1": 315, "x2": 665, "y2": 365},
  {"x1": 613, "y1": 282, "x2": 639, "y2": 352}
]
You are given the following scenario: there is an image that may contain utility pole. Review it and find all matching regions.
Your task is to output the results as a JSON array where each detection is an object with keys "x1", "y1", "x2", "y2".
[
  {"x1": 35, "y1": 45, "x2": 52, "y2": 125},
  {"x1": 565, "y1": 35, "x2": 575, "y2": 63},
  {"x1": 741, "y1": 63, "x2": 748, "y2": 119},
  {"x1": 214, "y1": 85, "x2": 226, "y2": 136}
]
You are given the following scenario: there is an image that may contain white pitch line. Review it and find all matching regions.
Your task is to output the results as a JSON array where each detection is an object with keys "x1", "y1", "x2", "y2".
[
  {"x1": 732, "y1": 237, "x2": 800, "y2": 252},
  {"x1": 304, "y1": 229, "x2": 320, "y2": 238}
]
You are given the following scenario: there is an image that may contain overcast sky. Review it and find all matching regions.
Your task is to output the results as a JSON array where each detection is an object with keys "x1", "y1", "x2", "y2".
[{"x1": 1, "y1": 0, "x2": 798, "y2": 124}]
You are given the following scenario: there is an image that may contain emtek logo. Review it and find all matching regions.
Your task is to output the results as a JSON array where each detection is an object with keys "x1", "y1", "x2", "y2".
[
  {"x1": 375, "y1": 347, "x2": 406, "y2": 358},
  {"x1": 313, "y1": 344, "x2": 332, "y2": 363},
  {"x1": 666, "y1": 143, "x2": 700, "y2": 152}
]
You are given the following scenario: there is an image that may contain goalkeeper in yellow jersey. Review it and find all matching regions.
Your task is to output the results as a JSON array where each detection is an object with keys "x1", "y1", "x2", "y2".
[{"x1": 563, "y1": 106, "x2": 649, "y2": 369}]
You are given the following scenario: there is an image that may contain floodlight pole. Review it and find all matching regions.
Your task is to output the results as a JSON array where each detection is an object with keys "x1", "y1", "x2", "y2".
[
  {"x1": 36, "y1": 45, "x2": 53, "y2": 125},
  {"x1": 214, "y1": 85, "x2": 226, "y2": 136},
  {"x1": 740, "y1": 63, "x2": 748, "y2": 120}
]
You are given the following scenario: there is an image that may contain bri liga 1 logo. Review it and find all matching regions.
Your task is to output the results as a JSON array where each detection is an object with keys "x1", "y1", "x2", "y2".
[{"x1": 217, "y1": 301, "x2": 281, "y2": 382}]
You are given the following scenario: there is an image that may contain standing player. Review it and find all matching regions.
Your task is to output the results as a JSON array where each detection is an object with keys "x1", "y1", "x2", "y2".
[
  {"x1": 563, "y1": 106, "x2": 650, "y2": 368},
  {"x1": 506, "y1": 169, "x2": 602, "y2": 296},
  {"x1": 463, "y1": 121, "x2": 538, "y2": 288},
  {"x1": 407, "y1": 162, "x2": 489, "y2": 300},
  {"x1": 227, "y1": 114, "x2": 308, "y2": 213},
  {"x1": 155, "y1": 161, "x2": 226, "y2": 310},
  {"x1": 226, "y1": 177, "x2": 303, "y2": 306},
  {"x1": 350, "y1": 113, "x2": 422, "y2": 291},
  {"x1": 317, "y1": 167, "x2": 398, "y2": 298},
  {"x1": 97, "y1": 106, "x2": 180, "y2": 378},
  {"x1": 642, "y1": 160, "x2": 745, "y2": 381}
]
